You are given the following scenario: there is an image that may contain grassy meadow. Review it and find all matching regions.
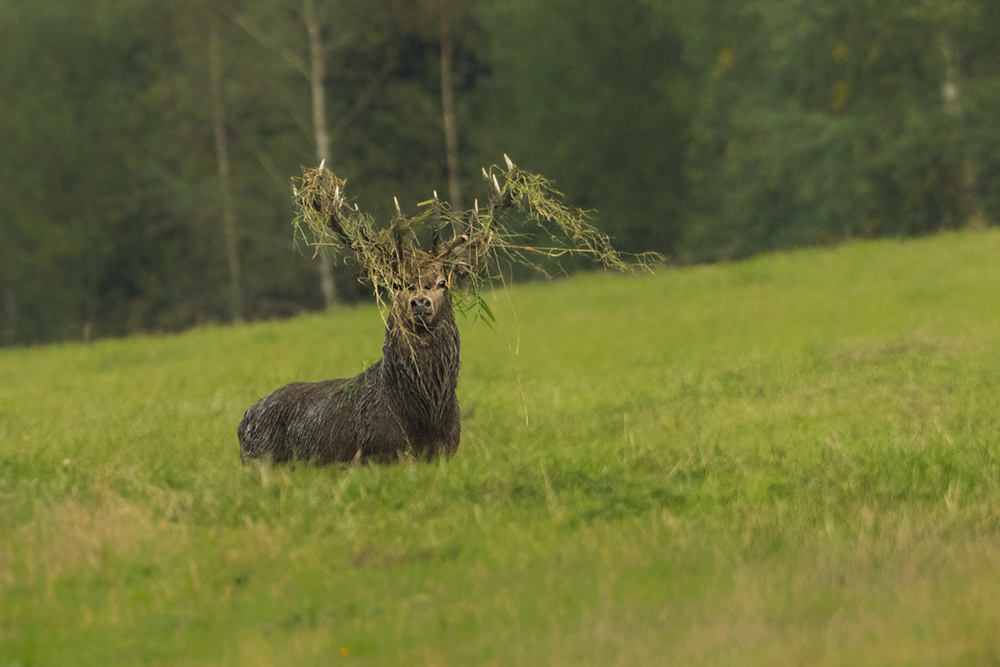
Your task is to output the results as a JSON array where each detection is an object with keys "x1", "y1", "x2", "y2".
[{"x1": 2, "y1": 229, "x2": 1000, "y2": 665}]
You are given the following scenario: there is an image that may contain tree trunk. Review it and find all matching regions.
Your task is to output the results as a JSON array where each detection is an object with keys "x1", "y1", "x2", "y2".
[
  {"x1": 81, "y1": 218, "x2": 97, "y2": 342},
  {"x1": 304, "y1": 0, "x2": 337, "y2": 307},
  {"x1": 940, "y1": 33, "x2": 961, "y2": 116},
  {"x1": 940, "y1": 32, "x2": 983, "y2": 226},
  {"x1": 209, "y1": 13, "x2": 244, "y2": 322},
  {"x1": 2, "y1": 284, "x2": 16, "y2": 346},
  {"x1": 440, "y1": 2, "x2": 463, "y2": 211}
]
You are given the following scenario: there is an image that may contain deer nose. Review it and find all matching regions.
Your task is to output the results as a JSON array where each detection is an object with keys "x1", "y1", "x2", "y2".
[{"x1": 410, "y1": 296, "x2": 432, "y2": 313}]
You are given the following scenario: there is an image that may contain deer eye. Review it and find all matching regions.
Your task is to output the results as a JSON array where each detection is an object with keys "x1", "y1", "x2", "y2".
[{"x1": 437, "y1": 280, "x2": 447, "y2": 289}]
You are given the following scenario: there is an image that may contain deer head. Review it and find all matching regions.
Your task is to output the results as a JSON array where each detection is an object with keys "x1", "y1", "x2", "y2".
[{"x1": 390, "y1": 260, "x2": 451, "y2": 332}]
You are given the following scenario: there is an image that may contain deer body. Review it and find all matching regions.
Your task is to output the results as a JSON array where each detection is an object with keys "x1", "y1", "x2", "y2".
[{"x1": 238, "y1": 268, "x2": 461, "y2": 464}]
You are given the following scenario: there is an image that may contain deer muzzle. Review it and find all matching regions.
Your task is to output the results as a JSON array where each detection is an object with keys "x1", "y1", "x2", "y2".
[{"x1": 410, "y1": 295, "x2": 433, "y2": 316}]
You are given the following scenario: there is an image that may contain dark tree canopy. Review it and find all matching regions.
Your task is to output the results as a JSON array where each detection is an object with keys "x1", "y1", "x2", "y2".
[{"x1": 2, "y1": 0, "x2": 998, "y2": 344}]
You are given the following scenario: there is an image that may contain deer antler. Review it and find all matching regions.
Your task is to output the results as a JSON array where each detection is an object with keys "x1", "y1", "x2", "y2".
[
  {"x1": 434, "y1": 233, "x2": 470, "y2": 260},
  {"x1": 482, "y1": 167, "x2": 514, "y2": 220},
  {"x1": 294, "y1": 163, "x2": 379, "y2": 255},
  {"x1": 326, "y1": 183, "x2": 350, "y2": 242},
  {"x1": 292, "y1": 153, "x2": 658, "y2": 307}
]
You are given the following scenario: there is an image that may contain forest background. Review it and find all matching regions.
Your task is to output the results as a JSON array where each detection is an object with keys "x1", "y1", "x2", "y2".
[{"x1": 2, "y1": 0, "x2": 999, "y2": 346}]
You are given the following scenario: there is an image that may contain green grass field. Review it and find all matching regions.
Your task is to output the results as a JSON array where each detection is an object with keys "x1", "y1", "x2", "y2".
[{"x1": 2, "y1": 229, "x2": 1000, "y2": 666}]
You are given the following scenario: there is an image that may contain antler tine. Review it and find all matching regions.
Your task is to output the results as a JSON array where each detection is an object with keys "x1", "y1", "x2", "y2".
[
  {"x1": 323, "y1": 197, "x2": 349, "y2": 243},
  {"x1": 480, "y1": 168, "x2": 512, "y2": 220},
  {"x1": 432, "y1": 195, "x2": 474, "y2": 259},
  {"x1": 482, "y1": 167, "x2": 500, "y2": 210},
  {"x1": 393, "y1": 196, "x2": 402, "y2": 218},
  {"x1": 322, "y1": 172, "x2": 348, "y2": 242},
  {"x1": 392, "y1": 219, "x2": 409, "y2": 276},
  {"x1": 504, "y1": 154, "x2": 514, "y2": 171},
  {"x1": 431, "y1": 190, "x2": 441, "y2": 256},
  {"x1": 298, "y1": 168, "x2": 343, "y2": 241},
  {"x1": 319, "y1": 158, "x2": 326, "y2": 171}
]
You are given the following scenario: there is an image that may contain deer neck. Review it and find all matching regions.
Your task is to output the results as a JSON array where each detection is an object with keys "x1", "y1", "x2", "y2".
[{"x1": 381, "y1": 303, "x2": 460, "y2": 424}]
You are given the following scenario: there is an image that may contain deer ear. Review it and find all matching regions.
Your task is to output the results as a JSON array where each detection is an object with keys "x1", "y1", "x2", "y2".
[{"x1": 450, "y1": 265, "x2": 471, "y2": 288}]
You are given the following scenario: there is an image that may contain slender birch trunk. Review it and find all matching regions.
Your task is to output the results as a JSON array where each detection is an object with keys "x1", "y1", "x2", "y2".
[
  {"x1": 223, "y1": 2, "x2": 393, "y2": 305},
  {"x1": 2, "y1": 284, "x2": 16, "y2": 345},
  {"x1": 304, "y1": 0, "x2": 337, "y2": 306},
  {"x1": 440, "y1": 1, "x2": 463, "y2": 211},
  {"x1": 209, "y1": 14, "x2": 244, "y2": 322},
  {"x1": 940, "y1": 32, "x2": 983, "y2": 226}
]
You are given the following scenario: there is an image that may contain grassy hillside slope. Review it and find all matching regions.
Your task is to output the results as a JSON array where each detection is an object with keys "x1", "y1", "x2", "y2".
[{"x1": 2, "y1": 229, "x2": 1000, "y2": 665}]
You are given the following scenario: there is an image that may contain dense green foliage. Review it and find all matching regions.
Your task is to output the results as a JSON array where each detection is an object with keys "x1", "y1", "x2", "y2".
[
  {"x1": 2, "y1": 230, "x2": 1000, "y2": 664},
  {"x1": 2, "y1": 0, "x2": 1000, "y2": 344},
  {"x1": 668, "y1": 0, "x2": 1000, "y2": 259}
]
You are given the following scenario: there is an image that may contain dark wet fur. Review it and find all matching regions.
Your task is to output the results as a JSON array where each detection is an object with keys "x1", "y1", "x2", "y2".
[{"x1": 238, "y1": 300, "x2": 460, "y2": 465}]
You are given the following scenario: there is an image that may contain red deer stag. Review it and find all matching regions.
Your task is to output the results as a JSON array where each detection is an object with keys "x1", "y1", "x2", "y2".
[
  {"x1": 238, "y1": 257, "x2": 470, "y2": 464},
  {"x1": 238, "y1": 157, "x2": 651, "y2": 465},
  {"x1": 238, "y1": 167, "x2": 496, "y2": 464}
]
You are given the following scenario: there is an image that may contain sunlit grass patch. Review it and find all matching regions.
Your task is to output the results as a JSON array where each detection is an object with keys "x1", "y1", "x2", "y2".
[{"x1": 1, "y1": 228, "x2": 1000, "y2": 664}]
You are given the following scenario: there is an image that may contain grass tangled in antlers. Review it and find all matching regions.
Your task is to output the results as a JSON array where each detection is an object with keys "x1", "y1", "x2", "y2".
[{"x1": 292, "y1": 155, "x2": 661, "y2": 321}]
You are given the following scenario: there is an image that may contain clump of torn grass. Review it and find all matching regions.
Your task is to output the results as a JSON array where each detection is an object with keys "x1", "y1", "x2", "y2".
[{"x1": 292, "y1": 155, "x2": 661, "y2": 319}]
